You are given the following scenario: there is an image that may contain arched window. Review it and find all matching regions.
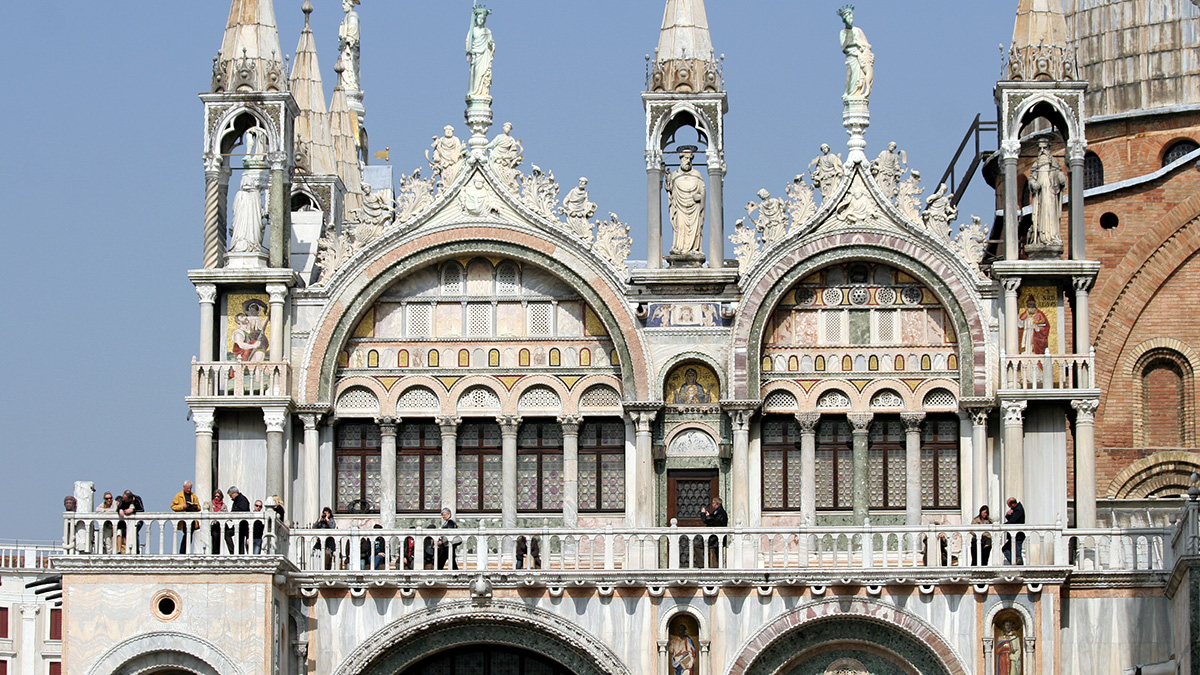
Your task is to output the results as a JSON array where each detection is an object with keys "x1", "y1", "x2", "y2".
[
  {"x1": 1144, "y1": 359, "x2": 1186, "y2": 446},
  {"x1": 1083, "y1": 151, "x2": 1103, "y2": 189},
  {"x1": 1163, "y1": 139, "x2": 1200, "y2": 167}
]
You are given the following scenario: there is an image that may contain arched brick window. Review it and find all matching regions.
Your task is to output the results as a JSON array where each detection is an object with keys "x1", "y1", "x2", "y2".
[
  {"x1": 1135, "y1": 348, "x2": 1195, "y2": 447},
  {"x1": 1083, "y1": 151, "x2": 1103, "y2": 189},
  {"x1": 1163, "y1": 139, "x2": 1199, "y2": 167}
]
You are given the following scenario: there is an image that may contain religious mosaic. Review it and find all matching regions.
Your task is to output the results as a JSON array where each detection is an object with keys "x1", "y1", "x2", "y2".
[
  {"x1": 224, "y1": 293, "x2": 270, "y2": 362},
  {"x1": 665, "y1": 363, "x2": 720, "y2": 405}
]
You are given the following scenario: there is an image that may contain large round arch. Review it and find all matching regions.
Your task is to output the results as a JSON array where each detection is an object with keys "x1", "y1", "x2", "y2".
[
  {"x1": 726, "y1": 598, "x2": 968, "y2": 675},
  {"x1": 298, "y1": 228, "x2": 650, "y2": 405},
  {"x1": 332, "y1": 601, "x2": 631, "y2": 675},
  {"x1": 730, "y1": 232, "x2": 986, "y2": 400},
  {"x1": 86, "y1": 632, "x2": 243, "y2": 675}
]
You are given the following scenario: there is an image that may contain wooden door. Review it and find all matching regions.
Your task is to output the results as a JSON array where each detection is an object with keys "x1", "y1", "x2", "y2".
[{"x1": 667, "y1": 470, "x2": 718, "y2": 527}]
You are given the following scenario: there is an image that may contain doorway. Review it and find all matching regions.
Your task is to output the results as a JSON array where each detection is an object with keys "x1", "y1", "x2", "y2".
[{"x1": 667, "y1": 469, "x2": 718, "y2": 526}]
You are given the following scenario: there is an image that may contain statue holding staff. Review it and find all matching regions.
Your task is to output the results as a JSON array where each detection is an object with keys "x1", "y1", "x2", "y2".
[{"x1": 466, "y1": 3, "x2": 495, "y2": 99}]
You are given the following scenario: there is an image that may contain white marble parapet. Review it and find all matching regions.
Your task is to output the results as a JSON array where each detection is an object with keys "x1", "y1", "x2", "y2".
[
  {"x1": 190, "y1": 359, "x2": 291, "y2": 399},
  {"x1": 61, "y1": 512, "x2": 288, "y2": 557},
  {"x1": 0, "y1": 542, "x2": 61, "y2": 570},
  {"x1": 1000, "y1": 349, "x2": 1095, "y2": 391}
]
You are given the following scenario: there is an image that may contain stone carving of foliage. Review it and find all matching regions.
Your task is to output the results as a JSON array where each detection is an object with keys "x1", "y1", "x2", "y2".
[
  {"x1": 395, "y1": 168, "x2": 437, "y2": 224},
  {"x1": 895, "y1": 170, "x2": 925, "y2": 222},
  {"x1": 594, "y1": 213, "x2": 631, "y2": 277},
  {"x1": 519, "y1": 165, "x2": 561, "y2": 220},
  {"x1": 786, "y1": 174, "x2": 818, "y2": 228},
  {"x1": 730, "y1": 219, "x2": 762, "y2": 275},
  {"x1": 314, "y1": 227, "x2": 359, "y2": 287},
  {"x1": 951, "y1": 215, "x2": 989, "y2": 278}
]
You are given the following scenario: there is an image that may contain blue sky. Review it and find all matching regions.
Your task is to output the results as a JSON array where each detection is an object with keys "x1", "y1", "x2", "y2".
[{"x1": 0, "y1": 1, "x2": 1017, "y2": 541}]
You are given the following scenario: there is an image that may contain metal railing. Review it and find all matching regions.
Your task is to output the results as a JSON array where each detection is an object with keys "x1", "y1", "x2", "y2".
[
  {"x1": 191, "y1": 359, "x2": 290, "y2": 398},
  {"x1": 936, "y1": 113, "x2": 998, "y2": 207}
]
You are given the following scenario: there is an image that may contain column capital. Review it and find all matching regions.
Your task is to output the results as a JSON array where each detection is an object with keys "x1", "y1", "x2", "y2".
[
  {"x1": 298, "y1": 412, "x2": 323, "y2": 430},
  {"x1": 437, "y1": 415, "x2": 462, "y2": 433},
  {"x1": 1072, "y1": 275, "x2": 1095, "y2": 293},
  {"x1": 968, "y1": 408, "x2": 992, "y2": 427},
  {"x1": 195, "y1": 283, "x2": 217, "y2": 305},
  {"x1": 900, "y1": 412, "x2": 926, "y2": 431},
  {"x1": 375, "y1": 416, "x2": 399, "y2": 435},
  {"x1": 266, "y1": 283, "x2": 289, "y2": 305},
  {"x1": 558, "y1": 415, "x2": 582, "y2": 435},
  {"x1": 1071, "y1": 399, "x2": 1099, "y2": 423},
  {"x1": 795, "y1": 412, "x2": 821, "y2": 433},
  {"x1": 1067, "y1": 140, "x2": 1087, "y2": 164},
  {"x1": 1000, "y1": 400, "x2": 1027, "y2": 425},
  {"x1": 846, "y1": 412, "x2": 874, "y2": 432},
  {"x1": 496, "y1": 415, "x2": 522, "y2": 436},
  {"x1": 192, "y1": 407, "x2": 216, "y2": 433},
  {"x1": 1000, "y1": 139, "x2": 1021, "y2": 160},
  {"x1": 727, "y1": 408, "x2": 754, "y2": 431},
  {"x1": 20, "y1": 603, "x2": 40, "y2": 619},
  {"x1": 630, "y1": 410, "x2": 657, "y2": 433},
  {"x1": 203, "y1": 152, "x2": 222, "y2": 174},
  {"x1": 263, "y1": 407, "x2": 288, "y2": 433},
  {"x1": 1002, "y1": 276, "x2": 1022, "y2": 294}
]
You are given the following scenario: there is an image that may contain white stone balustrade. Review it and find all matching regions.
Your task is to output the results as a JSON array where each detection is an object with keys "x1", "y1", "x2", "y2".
[
  {"x1": 61, "y1": 512, "x2": 288, "y2": 556},
  {"x1": 0, "y1": 542, "x2": 60, "y2": 570},
  {"x1": 191, "y1": 359, "x2": 291, "y2": 398},
  {"x1": 1001, "y1": 348, "x2": 1095, "y2": 390}
]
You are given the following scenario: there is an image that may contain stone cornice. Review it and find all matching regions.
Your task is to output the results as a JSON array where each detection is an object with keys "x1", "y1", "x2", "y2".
[{"x1": 52, "y1": 555, "x2": 298, "y2": 576}]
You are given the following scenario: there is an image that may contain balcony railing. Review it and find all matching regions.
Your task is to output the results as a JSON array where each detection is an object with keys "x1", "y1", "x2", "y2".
[
  {"x1": 59, "y1": 514, "x2": 1171, "y2": 575},
  {"x1": 1001, "y1": 349, "x2": 1095, "y2": 391},
  {"x1": 0, "y1": 541, "x2": 61, "y2": 570},
  {"x1": 62, "y1": 512, "x2": 287, "y2": 556},
  {"x1": 191, "y1": 359, "x2": 290, "y2": 398}
]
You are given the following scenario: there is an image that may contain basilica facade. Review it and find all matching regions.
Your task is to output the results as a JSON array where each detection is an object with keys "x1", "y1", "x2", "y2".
[{"x1": 45, "y1": 2, "x2": 1200, "y2": 675}]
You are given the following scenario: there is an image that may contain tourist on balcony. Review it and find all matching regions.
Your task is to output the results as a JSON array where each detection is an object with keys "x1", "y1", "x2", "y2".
[
  {"x1": 115, "y1": 490, "x2": 143, "y2": 553},
  {"x1": 171, "y1": 481, "x2": 202, "y2": 554},
  {"x1": 97, "y1": 492, "x2": 118, "y2": 553},
  {"x1": 970, "y1": 505, "x2": 993, "y2": 566},
  {"x1": 515, "y1": 535, "x2": 541, "y2": 569},
  {"x1": 229, "y1": 486, "x2": 251, "y2": 553},
  {"x1": 1002, "y1": 497, "x2": 1025, "y2": 565},
  {"x1": 207, "y1": 489, "x2": 229, "y2": 555},
  {"x1": 252, "y1": 499, "x2": 265, "y2": 553},
  {"x1": 700, "y1": 496, "x2": 728, "y2": 568},
  {"x1": 314, "y1": 506, "x2": 338, "y2": 569},
  {"x1": 361, "y1": 524, "x2": 387, "y2": 570},
  {"x1": 437, "y1": 507, "x2": 460, "y2": 570},
  {"x1": 258, "y1": 496, "x2": 285, "y2": 554}
]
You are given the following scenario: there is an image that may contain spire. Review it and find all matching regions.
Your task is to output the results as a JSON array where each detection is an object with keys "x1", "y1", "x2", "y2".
[
  {"x1": 290, "y1": 0, "x2": 335, "y2": 175},
  {"x1": 212, "y1": 0, "x2": 287, "y2": 93},
  {"x1": 649, "y1": 0, "x2": 721, "y2": 93},
  {"x1": 1006, "y1": 0, "x2": 1077, "y2": 81},
  {"x1": 330, "y1": 62, "x2": 363, "y2": 213}
]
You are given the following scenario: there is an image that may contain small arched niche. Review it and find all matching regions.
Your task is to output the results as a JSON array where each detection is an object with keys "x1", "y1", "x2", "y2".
[{"x1": 664, "y1": 363, "x2": 720, "y2": 405}]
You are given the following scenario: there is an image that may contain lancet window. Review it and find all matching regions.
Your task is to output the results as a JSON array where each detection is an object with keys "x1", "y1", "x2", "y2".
[
  {"x1": 457, "y1": 421, "x2": 503, "y2": 512},
  {"x1": 762, "y1": 417, "x2": 804, "y2": 511},
  {"x1": 517, "y1": 420, "x2": 564, "y2": 512},
  {"x1": 397, "y1": 422, "x2": 442, "y2": 513},
  {"x1": 579, "y1": 419, "x2": 626, "y2": 512},
  {"x1": 335, "y1": 422, "x2": 382, "y2": 513}
]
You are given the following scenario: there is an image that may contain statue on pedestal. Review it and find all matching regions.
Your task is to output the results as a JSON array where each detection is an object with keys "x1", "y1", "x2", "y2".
[
  {"x1": 745, "y1": 189, "x2": 789, "y2": 245},
  {"x1": 995, "y1": 620, "x2": 1023, "y2": 675},
  {"x1": 229, "y1": 129, "x2": 269, "y2": 256},
  {"x1": 561, "y1": 177, "x2": 598, "y2": 240},
  {"x1": 466, "y1": 3, "x2": 494, "y2": 100},
  {"x1": 487, "y1": 122, "x2": 523, "y2": 193},
  {"x1": 921, "y1": 183, "x2": 957, "y2": 240},
  {"x1": 809, "y1": 144, "x2": 845, "y2": 199},
  {"x1": 838, "y1": 5, "x2": 874, "y2": 104},
  {"x1": 664, "y1": 147, "x2": 706, "y2": 260},
  {"x1": 871, "y1": 141, "x2": 906, "y2": 197},
  {"x1": 427, "y1": 126, "x2": 465, "y2": 186},
  {"x1": 1027, "y1": 138, "x2": 1066, "y2": 249},
  {"x1": 339, "y1": 0, "x2": 361, "y2": 92}
]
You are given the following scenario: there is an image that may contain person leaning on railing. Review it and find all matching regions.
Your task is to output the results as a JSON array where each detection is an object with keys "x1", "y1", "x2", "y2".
[
  {"x1": 1002, "y1": 497, "x2": 1025, "y2": 565},
  {"x1": 171, "y1": 481, "x2": 202, "y2": 554},
  {"x1": 971, "y1": 505, "x2": 993, "y2": 565},
  {"x1": 229, "y1": 487, "x2": 251, "y2": 553},
  {"x1": 313, "y1": 506, "x2": 337, "y2": 569},
  {"x1": 115, "y1": 490, "x2": 143, "y2": 553},
  {"x1": 97, "y1": 491, "x2": 117, "y2": 553}
]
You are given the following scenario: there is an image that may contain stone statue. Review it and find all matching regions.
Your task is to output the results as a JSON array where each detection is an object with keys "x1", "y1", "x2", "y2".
[
  {"x1": 745, "y1": 189, "x2": 789, "y2": 245},
  {"x1": 834, "y1": 177, "x2": 879, "y2": 226},
  {"x1": 809, "y1": 144, "x2": 845, "y2": 199},
  {"x1": 952, "y1": 214, "x2": 989, "y2": 278},
  {"x1": 486, "y1": 122, "x2": 523, "y2": 193},
  {"x1": 427, "y1": 126, "x2": 465, "y2": 186},
  {"x1": 664, "y1": 147, "x2": 706, "y2": 256},
  {"x1": 896, "y1": 169, "x2": 924, "y2": 221},
  {"x1": 995, "y1": 620, "x2": 1023, "y2": 675},
  {"x1": 1027, "y1": 138, "x2": 1066, "y2": 248},
  {"x1": 339, "y1": 0, "x2": 361, "y2": 92},
  {"x1": 460, "y1": 176, "x2": 497, "y2": 217},
  {"x1": 229, "y1": 145, "x2": 268, "y2": 255},
  {"x1": 922, "y1": 183, "x2": 957, "y2": 240},
  {"x1": 871, "y1": 141, "x2": 906, "y2": 197},
  {"x1": 351, "y1": 182, "x2": 395, "y2": 245},
  {"x1": 561, "y1": 177, "x2": 598, "y2": 240},
  {"x1": 466, "y1": 3, "x2": 495, "y2": 99},
  {"x1": 838, "y1": 5, "x2": 874, "y2": 103}
]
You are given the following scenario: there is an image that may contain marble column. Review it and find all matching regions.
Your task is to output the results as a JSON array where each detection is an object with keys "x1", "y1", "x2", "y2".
[
  {"x1": 847, "y1": 413, "x2": 874, "y2": 523},
  {"x1": 1068, "y1": 140, "x2": 1087, "y2": 261},
  {"x1": 707, "y1": 163, "x2": 725, "y2": 268},
  {"x1": 264, "y1": 407, "x2": 288, "y2": 500},
  {"x1": 970, "y1": 408, "x2": 992, "y2": 514},
  {"x1": 267, "y1": 154, "x2": 290, "y2": 269},
  {"x1": 377, "y1": 417, "x2": 398, "y2": 528},
  {"x1": 196, "y1": 284, "x2": 217, "y2": 361},
  {"x1": 20, "y1": 604, "x2": 39, "y2": 675},
  {"x1": 299, "y1": 412, "x2": 323, "y2": 526},
  {"x1": 498, "y1": 416, "x2": 521, "y2": 529},
  {"x1": 901, "y1": 412, "x2": 926, "y2": 526},
  {"x1": 202, "y1": 157, "x2": 226, "y2": 269},
  {"x1": 728, "y1": 408, "x2": 753, "y2": 527},
  {"x1": 267, "y1": 283, "x2": 288, "y2": 362},
  {"x1": 795, "y1": 413, "x2": 820, "y2": 524},
  {"x1": 1072, "y1": 399, "x2": 1099, "y2": 528},
  {"x1": 437, "y1": 416, "x2": 461, "y2": 513},
  {"x1": 560, "y1": 415, "x2": 581, "y2": 529},
  {"x1": 1003, "y1": 277, "x2": 1021, "y2": 359},
  {"x1": 647, "y1": 165, "x2": 664, "y2": 269},
  {"x1": 1073, "y1": 276, "x2": 1093, "y2": 355},
  {"x1": 1000, "y1": 401, "x2": 1027, "y2": 503},
  {"x1": 192, "y1": 407, "x2": 216, "y2": 512},
  {"x1": 1001, "y1": 140, "x2": 1020, "y2": 261},
  {"x1": 631, "y1": 410, "x2": 657, "y2": 527}
]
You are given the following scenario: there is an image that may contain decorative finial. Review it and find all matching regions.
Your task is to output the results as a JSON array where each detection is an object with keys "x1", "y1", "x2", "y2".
[{"x1": 302, "y1": 0, "x2": 313, "y2": 27}]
